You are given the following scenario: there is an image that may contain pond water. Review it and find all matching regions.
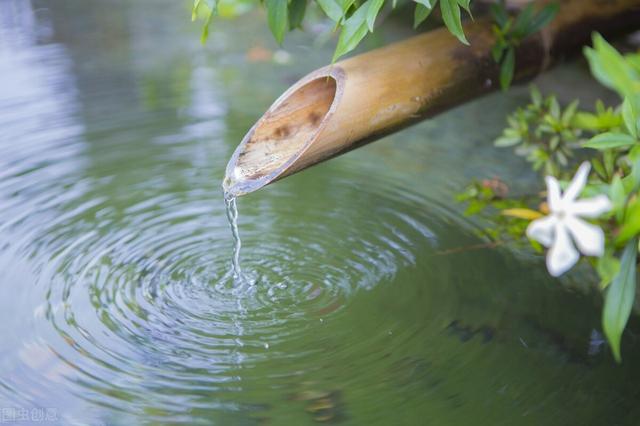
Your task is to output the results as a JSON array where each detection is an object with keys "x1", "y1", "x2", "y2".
[{"x1": 2, "y1": 1, "x2": 640, "y2": 425}]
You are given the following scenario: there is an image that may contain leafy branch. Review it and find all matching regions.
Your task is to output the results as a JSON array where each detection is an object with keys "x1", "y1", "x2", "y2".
[
  {"x1": 192, "y1": 0, "x2": 473, "y2": 61},
  {"x1": 459, "y1": 34, "x2": 640, "y2": 362}
]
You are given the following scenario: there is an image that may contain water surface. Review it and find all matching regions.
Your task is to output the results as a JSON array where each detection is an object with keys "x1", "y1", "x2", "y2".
[{"x1": 1, "y1": 1, "x2": 640, "y2": 425}]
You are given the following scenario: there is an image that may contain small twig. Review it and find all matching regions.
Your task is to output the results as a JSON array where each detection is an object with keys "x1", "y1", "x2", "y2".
[{"x1": 431, "y1": 240, "x2": 505, "y2": 256}]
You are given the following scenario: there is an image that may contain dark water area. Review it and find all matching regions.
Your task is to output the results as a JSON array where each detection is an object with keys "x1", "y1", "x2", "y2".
[{"x1": 1, "y1": 0, "x2": 640, "y2": 424}]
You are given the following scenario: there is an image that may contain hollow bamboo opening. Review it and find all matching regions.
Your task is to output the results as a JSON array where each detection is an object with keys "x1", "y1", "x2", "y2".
[{"x1": 224, "y1": 76, "x2": 337, "y2": 195}]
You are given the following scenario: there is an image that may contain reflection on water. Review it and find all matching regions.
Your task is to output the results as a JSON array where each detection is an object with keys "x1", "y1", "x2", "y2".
[{"x1": 1, "y1": 0, "x2": 640, "y2": 425}]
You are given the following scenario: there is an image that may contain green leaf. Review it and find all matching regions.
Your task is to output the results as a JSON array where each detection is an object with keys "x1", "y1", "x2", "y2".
[
  {"x1": 555, "y1": 149, "x2": 568, "y2": 166},
  {"x1": 604, "y1": 149, "x2": 615, "y2": 178},
  {"x1": 617, "y1": 198, "x2": 640, "y2": 244},
  {"x1": 414, "y1": 0, "x2": 434, "y2": 8},
  {"x1": 526, "y1": 3, "x2": 559, "y2": 36},
  {"x1": 199, "y1": 6, "x2": 215, "y2": 44},
  {"x1": 366, "y1": 0, "x2": 385, "y2": 32},
  {"x1": 583, "y1": 132, "x2": 637, "y2": 150},
  {"x1": 591, "y1": 157, "x2": 607, "y2": 180},
  {"x1": 316, "y1": 0, "x2": 344, "y2": 22},
  {"x1": 414, "y1": 0, "x2": 437, "y2": 28},
  {"x1": 491, "y1": 42, "x2": 505, "y2": 62},
  {"x1": 288, "y1": 0, "x2": 307, "y2": 29},
  {"x1": 530, "y1": 85, "x2": 542, "y2": 107},
  {"x1": 192, "y1": 0, "x2": 203, "y2": 21},
  {"x1": 549, "y1": 96, "x2": 560, "y2": 119},
  {"x1": 572, "y1": 109, "x2": 623, "y2": 131},
  {"x1": 338, "y1": 0, "x2": 356, "y2": 13},
  {"x1": 602, "y1": 239, "x2": 637, "y2": 363},
  {"x1": 500, "y1": 47, "x2": 515, "y2": 91},
  {"x1": 266, "y1": 0, "x2": 288, "y2": 44},
  {"x1": 494, "y1": 134, "x2": 520, "y2": 147},
  {"x1": 584, "y1": 48, "x2": 611, "y2": 92},
  {"x1": 193, "y1": 0, "x2": 217, "y2": 44},
  {"x1": 597, "y1": 252, "x2": 621, "y2": 290},
  {"x1": 511, "y1": 3, "x2": 534, "y2": 39},
  {"x1": 585, "y1": 33, "x2": 637, "y2": 99},
  {"x1": 561, "y1": 100, "x2": 579, "y2": 127},
  {"x1": 489, "y1": 1, "x2": 508, "y2": 27},
  {"x1": 628, "y1": 53, "x2": 640, "y2": 74},
  {"x1": 622, "y1": 96, "x2": 638, "y2": 138},
  {"x1": 440, "y1": 0, "x2": 468, "y2": 45},
  {"x1": 456, "y1": 0, "x2": 471, "y2": 14},
  {"x1": 630, "y1": 146, "x2": 640, "y2": 190},
  {"x1": 610, "y1": 175, "x2": 626, "y2": 223},
  {"x1": 332, "y1": 0, "x2": 371, "y2": 61},
  {"x1": 572, "y1": 112, "x2": 599, "y2": 130}
]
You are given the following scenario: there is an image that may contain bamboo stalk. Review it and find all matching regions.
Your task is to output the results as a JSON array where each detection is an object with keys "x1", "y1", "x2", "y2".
[{"x1": 224, "y1": 0, "x2": 640, "y2": 196}]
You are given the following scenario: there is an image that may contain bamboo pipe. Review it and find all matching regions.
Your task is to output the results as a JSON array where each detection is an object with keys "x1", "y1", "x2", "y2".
[{"x1": 224, "y1": 0, "x2": 640, "y2": 196}]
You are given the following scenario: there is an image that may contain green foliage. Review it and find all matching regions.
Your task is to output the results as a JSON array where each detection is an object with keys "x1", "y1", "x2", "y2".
[
  {"x1": 317, "y1": 0, "x2": 344, "y2": 22},
  {"x1": 596, "y1": 250, "x2": 620, "y2": 290},
  {"x1": 499, "y1": 47, "x2": 514, "y2": 90},
  {"x1": 490, "y1": 1, "x2": 559, "y2": 90},
  {"x1": 494, "y1": 86, "x2": 580, "y2": 177},
  {"x1": 440, "y1": 0, "x2": 468, "y2": 45},
  {"x1": 289, "y1": 0, "x2": 308, "y2": 29},
  {"x1": 602, "y1": 239, "x2": 637, "y2": 363},
  {"x1": 191, "y1": 0, "x2": 560, "y2": 67},
  {"x1": 455, "y1": 178, "x2": 540, "y2": 245},
  {"x1": 328, "y1": 0, "x2": 472, "y2": 59},
  {"x1": 333, "y1": 0, "x2": 377, "y2": 61},
  {"x1": 191, "y1": 0, "x2": 560, "y2": 64},
  {"x1": 192, "y1": 0, "x2": 476, "y2": 61},
  {"x1": 573, "y1": 101, "x2": 624, "y2": 132},
  {"x1": 413, "y1": 0, "x2": 436, "y2": 29},
  {"x1": 584, "y1": 133, "x2": 637, "y2": 150},
  {"x1": 266, "y1": 0, "x2": 289, "y2": 44},
  {"x1": 367, "y1": 0, "x2": 385, "y2": 31},
  {"x1": 617, "y1": 197, "x2": 640, "y2": 245},
  {"x1": 460, "y1": 34, "x2": 640, "y2": 362},
  {"x1": 192, "y1": 0, "x2": 216, "y2": 43},
  {"x1": 585, "y1": 34, "x2": 640, "y2": 139}
]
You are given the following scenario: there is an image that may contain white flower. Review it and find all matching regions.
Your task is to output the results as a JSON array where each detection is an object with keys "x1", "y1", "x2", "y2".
[{"x1": 527, "y1": 162, "x2": 612, "y2": 277}]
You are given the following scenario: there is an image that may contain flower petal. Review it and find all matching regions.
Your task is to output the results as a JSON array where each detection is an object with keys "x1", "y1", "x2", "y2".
[
  {"x1": 526, "y1": 215, "x2": 557, "y2": 247},
  {"x1": 546, "y1": 224, "x2": 580, "y2": 277},
  {"x1": 545, "y1": 176, "x2": 562, "y2": 211},
  {"x1": 565, "y1": 216, "x2": 605, "y2": 257},
  {"x1": 563, "y1": 162, "x2": 591, "y2": 202},
  {"x1": 567, "y1": 195, "x2": 612, "y2": 218}
]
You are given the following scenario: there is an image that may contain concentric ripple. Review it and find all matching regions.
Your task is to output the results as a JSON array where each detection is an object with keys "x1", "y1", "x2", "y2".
[
  {"x1": 0, "y1": 27, "x2": 457, "y2": 415},
  {"x1": 0, "y1": 133, "x2": 459, "y2": 424}
]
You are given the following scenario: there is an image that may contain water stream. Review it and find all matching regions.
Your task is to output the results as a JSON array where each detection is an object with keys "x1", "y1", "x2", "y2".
[
  {"x1": 2, "y1": 1, "x2": 640, "y2": 424},
  {"x1": 224, "y1": 194, "x2": 244, "y2": 281}
]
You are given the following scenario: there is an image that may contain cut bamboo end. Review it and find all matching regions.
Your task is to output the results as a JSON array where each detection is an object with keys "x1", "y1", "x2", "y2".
[{"x1": 223, "y1": 70, "x2": 343, "y2": 196}]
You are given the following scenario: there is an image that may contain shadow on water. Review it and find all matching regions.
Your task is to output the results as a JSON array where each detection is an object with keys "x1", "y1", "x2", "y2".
[{"x1": 1, "y1": 0, "x2": 640, "y2": 424}]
